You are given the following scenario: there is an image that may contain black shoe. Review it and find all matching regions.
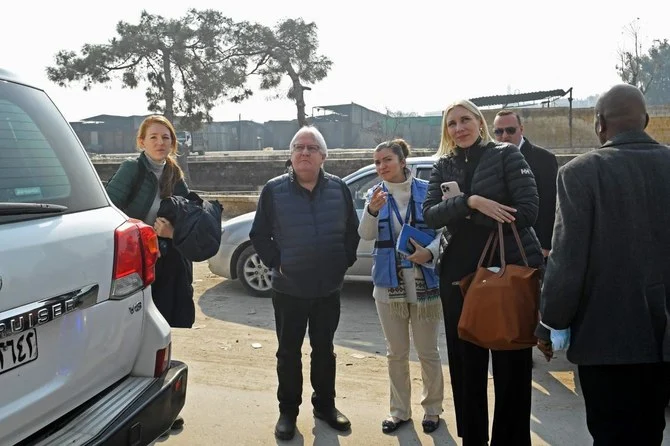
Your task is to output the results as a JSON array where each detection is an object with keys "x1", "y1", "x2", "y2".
[
  {"x1": 382, "y1": 417, "x2": 411, "y2": 434},
  {"x1": 313, "y1": 407, "x2": 351, "y2": 431},
  {"x1": 171, "y1": 415, "x2": 184, "y2": 430},
  {"x1": 274, "y1": 413, "x2": 297, "y2": 441},
  {"x1": 421, "y1": 416, "x2": 440, "y2": 433}
]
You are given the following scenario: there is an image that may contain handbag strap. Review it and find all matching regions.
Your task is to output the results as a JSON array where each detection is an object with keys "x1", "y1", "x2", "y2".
[
  {"x1": 477, "y1": 222, "x2": 530, "y2": 270},
  {"x1": 510, "y1": 222, "x2": 529, "y2": 267},
  {"x1": 486, "y1": 233, "x2": 498, "y2": 266},
  {"x1": 477, "y1": 230, "x2": 497, "y2": 267},
  {"x1": 497, "y1": 222, "x2": 506, "y2": 269}
]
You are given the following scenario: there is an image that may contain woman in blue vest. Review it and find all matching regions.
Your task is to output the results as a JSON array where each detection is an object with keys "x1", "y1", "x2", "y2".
[{"x1": 358, "y1": 139, "x2": 444, "y2": 434}]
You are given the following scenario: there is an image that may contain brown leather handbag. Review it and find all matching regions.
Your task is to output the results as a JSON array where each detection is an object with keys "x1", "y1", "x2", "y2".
[{"x1": 457, "y1": 222, "x2": 540, "y2": 350}]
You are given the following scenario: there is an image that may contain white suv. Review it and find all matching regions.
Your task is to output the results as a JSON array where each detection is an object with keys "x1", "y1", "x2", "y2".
[{"x1": 0, "y1": 69, "x2": 187, "y2": 445}]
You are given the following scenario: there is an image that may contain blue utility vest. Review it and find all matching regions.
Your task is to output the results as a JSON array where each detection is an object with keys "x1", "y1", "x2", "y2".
[{"x1": 369, "y1": 178, "x2": 439, "y2": 289}]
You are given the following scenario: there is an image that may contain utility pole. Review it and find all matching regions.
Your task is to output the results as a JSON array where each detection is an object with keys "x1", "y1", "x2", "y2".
[{"x1": 568, "y1": 88, "x2": 573, "y2": 148}]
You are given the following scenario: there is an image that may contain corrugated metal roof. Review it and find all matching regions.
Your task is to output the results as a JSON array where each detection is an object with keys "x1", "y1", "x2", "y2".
[
  {"x1": 314, "y1": 104, "x2": 352, "y2": 115},
  {"x1": 314, "y1": 102, "x2": 385, "y2": 117},
  {"x1": 79, "y1": 114, "x2": 149, "y2": 122},
  {"x1": 470, "y1": 89, "x2": 569, "y2": 107}
]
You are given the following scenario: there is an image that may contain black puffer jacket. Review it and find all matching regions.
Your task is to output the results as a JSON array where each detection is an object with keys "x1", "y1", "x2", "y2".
[
  {"x1": 423, "y1": 141, "x2": 543, "y2": 269},
  {"x1": 158, "y1": 192, "x2": 223, "y2": 262}
]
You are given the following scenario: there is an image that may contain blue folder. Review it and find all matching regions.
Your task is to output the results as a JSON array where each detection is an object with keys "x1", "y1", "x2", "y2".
[{"x1": 395, "y1": 224, "x2": 434, "y2": 257}]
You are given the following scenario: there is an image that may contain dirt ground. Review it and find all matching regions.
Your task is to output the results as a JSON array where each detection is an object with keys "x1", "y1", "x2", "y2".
[{"x1": 159, "y1": 262, "x2": 670, "y2": 446}]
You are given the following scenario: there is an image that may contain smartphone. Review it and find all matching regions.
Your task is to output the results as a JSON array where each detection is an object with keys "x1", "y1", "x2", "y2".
[{"x1": 441, "y1": 181, "x2": 462, "y2": 200}]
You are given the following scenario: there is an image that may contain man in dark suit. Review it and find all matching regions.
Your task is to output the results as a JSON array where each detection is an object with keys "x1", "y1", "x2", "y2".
[
  {"x1": 493, "y1": 110, "x2": 558, "y2": 258},
  {"x1": 537, "y1": 84, "x2": 670, "y2": 445}
]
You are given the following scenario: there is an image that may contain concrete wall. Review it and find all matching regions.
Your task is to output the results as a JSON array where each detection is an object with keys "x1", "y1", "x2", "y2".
[
  {"x1": 93, "y1": 150, "x2": 580, "y2": 193},
  {"x1": 481, "y1": 107, "x2": 598, "y2": 149},
  {"x1": 93, "y1": 150, "x2": 582, "y2": 217},
  {"x1": 481, "y1": 105, "x2": 670, "y2": 148},
  {"x1": 647, "y1": 105, "x2": 670, "y2": 143},
  {"x1": 94, "y1": 157, "x2": 384, "y2": 192}
]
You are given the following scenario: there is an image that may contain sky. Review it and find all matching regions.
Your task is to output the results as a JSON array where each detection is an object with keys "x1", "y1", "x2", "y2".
[{"x1": 2, "y1": 1, "x2": 667, "y2": 123}]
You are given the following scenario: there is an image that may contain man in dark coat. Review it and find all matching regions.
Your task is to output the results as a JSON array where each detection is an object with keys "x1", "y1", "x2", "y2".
[
  {"x1": 249, "y1": 126, "x2": 360, "y2": 441},
  {"x1": 537, "y1": 84, "x2": 670, "y2": 445},
  {"x1": 493, "y1": 110, "x2": 558, "y2": 258}
]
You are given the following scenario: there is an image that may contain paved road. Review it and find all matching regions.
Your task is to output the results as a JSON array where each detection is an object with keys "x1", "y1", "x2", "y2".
[{"x1": 159, "y1": 262, "x2": 670, "y2": 445}]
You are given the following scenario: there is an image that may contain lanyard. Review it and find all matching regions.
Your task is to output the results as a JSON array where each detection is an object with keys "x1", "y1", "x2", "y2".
[
  {"x1": 383, "y1": 183, "x2": 415, "y2": 269},
  {"x1": 383, "y1": 183, "x2": 414, "y2": 235}
]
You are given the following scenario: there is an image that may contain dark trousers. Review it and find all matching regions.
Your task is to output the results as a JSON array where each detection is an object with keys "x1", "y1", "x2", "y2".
[
  {"x1": 578, "y1": 362, "x2": 670, "y2": 446},
  {"x1": 272, "y1": 290, "x2": 341, "y2": 416},
  {"x1": 441, "y1": 280, "x2": 532, "y2": 446}
]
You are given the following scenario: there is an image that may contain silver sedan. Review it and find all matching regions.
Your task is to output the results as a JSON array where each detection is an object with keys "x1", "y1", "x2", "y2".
[{"x1": 208, "y1": 157, "x2": 437, "y2": 297}]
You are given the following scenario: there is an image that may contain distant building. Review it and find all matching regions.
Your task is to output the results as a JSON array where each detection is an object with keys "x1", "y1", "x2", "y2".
[
  {"x1": 75, "y1": 93, "x2": 610, "y2": 154},
  {"x1": 205, "y1": 120, "x2": 266, "y2": 151},
  {"x1": 69, "y1": 115, "x2": 267, "y2": 153},
  {"x1": 70, "y1": 114, "x2": 148, "y2": 154}
]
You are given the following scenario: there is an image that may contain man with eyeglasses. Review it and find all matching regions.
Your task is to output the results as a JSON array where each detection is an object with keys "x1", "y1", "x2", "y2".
[
  {"x1": 250, "y1": 126, "x2": 360, "y2": 441},
  {"x1": 493, "y1": 110, "x2": 558, "y2": 259}
]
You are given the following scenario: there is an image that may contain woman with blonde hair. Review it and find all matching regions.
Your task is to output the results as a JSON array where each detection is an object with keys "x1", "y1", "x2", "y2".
[
  {"x1": 422, "y1": 100, "x2": 542, "y2": 445},
  {"x1": 106, "y1": 115, "x2": 191, "y2": 434}
]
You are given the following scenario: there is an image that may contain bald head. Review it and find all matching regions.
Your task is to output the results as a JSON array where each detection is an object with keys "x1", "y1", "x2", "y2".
[{"x1": 595, "y1": 84, "x2": 649, "y2": 143}]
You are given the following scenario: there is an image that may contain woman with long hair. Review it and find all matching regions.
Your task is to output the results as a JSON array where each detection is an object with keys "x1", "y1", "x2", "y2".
[
  {"x1": 105, "y1": 115, "x2": 191, "y2": 434},
  {"x1": 423, "y1": 100, "x2": 542, "y2": 445}
]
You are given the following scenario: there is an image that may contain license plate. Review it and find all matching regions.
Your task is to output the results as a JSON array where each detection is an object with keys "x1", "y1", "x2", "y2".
[{"x1": 0, "y1": 329, "x2": 38, "y2": 375}]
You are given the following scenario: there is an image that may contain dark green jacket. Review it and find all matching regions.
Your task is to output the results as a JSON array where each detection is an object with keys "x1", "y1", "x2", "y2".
[{"x1": 106, "y1": 151, "x2": 189, "y2": 221}]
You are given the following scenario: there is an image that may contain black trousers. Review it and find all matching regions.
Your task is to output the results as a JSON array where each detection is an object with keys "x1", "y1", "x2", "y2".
[
  {"x1": 272, "y1": 290, "x2": 341, "y2": 416},
  {"x1": 578, "y1": 362, "x2": 670, "y2": 446},
  {"x1": 441, "y1": 280, "x2": 532, "y2": 446}
]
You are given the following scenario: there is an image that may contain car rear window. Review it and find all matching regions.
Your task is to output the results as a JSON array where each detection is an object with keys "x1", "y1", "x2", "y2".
[{"x1": 0, "y1": 80, "x2": 108, "y2": 223}]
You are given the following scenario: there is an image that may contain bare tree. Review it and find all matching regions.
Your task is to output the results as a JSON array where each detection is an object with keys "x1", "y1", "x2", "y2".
[{"x1": 616, "y1": 18, "x2": 654, "y2": 93}]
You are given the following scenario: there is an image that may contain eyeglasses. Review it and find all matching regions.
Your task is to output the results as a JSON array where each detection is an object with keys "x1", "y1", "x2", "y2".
[
  {"x1": 292, "y1": 144, "x2": 320, "y2": 154},
  {"x1": 493, "y1": 127, "x2": 518, "y2": 136}
]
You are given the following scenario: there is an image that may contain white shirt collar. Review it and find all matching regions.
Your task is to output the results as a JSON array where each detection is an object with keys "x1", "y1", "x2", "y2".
[{"x1": 518, "y1": 136, "x2": 526, "y2": 150}]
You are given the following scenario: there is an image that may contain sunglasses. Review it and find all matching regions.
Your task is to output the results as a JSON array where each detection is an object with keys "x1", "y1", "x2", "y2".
[{"x1": 493, "y1": 127, "x2": 518, "y2": 136}]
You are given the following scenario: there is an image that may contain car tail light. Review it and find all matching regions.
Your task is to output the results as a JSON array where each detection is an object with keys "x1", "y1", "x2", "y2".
[
  {"x1": 138, "y1": 223, "x2": 159, "y2": 285},
  {"x1": 112, "y1": 219, "x2": 159, "y2": 298},
  {"x1": 154, "y1": 343, "x2": 171, "y2": 377}
]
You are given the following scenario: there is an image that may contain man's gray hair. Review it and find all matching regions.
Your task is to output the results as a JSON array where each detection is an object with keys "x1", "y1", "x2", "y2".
[{"x1": 289, "y1": 126, "x2": 328, "y2": 157}]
